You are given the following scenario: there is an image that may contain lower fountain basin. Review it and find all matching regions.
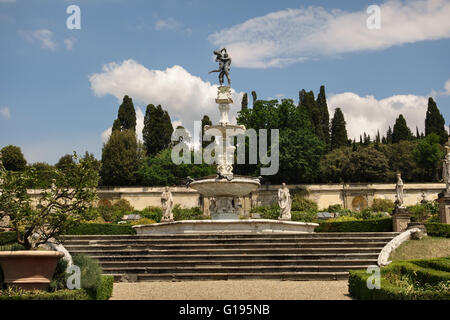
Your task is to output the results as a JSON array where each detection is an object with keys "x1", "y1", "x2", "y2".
[
  {"x1": 189, "y1": 176, "x2": 260, "y2": 197},
  {"x1": 133, "y1": 219, "x2": 318, "y2": 235}
]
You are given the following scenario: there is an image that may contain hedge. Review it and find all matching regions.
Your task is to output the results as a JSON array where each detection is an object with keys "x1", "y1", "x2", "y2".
[
  {"x1": 0, "y1": 232, "x2": 16, "y2": 246},
  {"x1": 63, "y1": 223, "x2": 136, "y2": 235},
  {"x1": 316, "y1": 217, "x2": 392, "y2": 232},
  {"x1": 425, "y1": 223, "x2": 450, "y2": 238},
  {"x1": 0, "y1": 275, "x2": 114, "y2": 300},
  {"x1": 348, "y1": 258, "x2": 450, "y2": 300}
]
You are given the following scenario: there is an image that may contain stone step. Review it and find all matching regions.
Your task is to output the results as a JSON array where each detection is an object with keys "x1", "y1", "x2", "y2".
[
  {"x1": 68, "y1": 247, "x2": 382, "y2": 256},
  {"x1": 98, "y1": 259, "x2": 378, "y2": 268},
  {"x1": 64, "y1": 242, "x2": 387, "y2": 251},
  {"x1": 101, "y1": 265, "x2": 370, "y2": 274},
  {"x1": 61, "y1": 236, "x2": 395, "y2": 246},
  {"x1": 62, "y1": 232, "x2": 399, "y2": 241},
  {"x1": 88, "y1": 252, "x2": 380, "y2": 262},
  {"x1": 109, "y1": 271, "x2": 350, "y2": 281}
]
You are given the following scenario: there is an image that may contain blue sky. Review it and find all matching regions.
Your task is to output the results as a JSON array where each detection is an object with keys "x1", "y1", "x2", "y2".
[{"x1": 0, "y1": 0, "x2": 449, "y2": 164}]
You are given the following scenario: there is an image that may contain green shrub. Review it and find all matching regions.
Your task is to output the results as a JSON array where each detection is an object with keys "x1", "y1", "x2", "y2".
[
  {"x1": 72, "y1": 254, "x2": 102, "y2": 298},
  {"x1": 173, "y1": 205, "x2": 205, "y2": 221},
  {"x1": 139, "y1": 206, "x2": 162, "y2": 222},
  {"x1": 349, "y1": 258, "x2": 450, "y2": 300},
  {"x1": 408, "y1": 204, "x2": 431, "y2": 223},
  {"x1": 424, "y1": 223, "x2": 450, "y2": 238},
  {"x1": 251, "y1": 204, "x2": 279, "y2": 220},
  {"x1": 0, "y1": 287, "x2": 90, "y2": 300},
  {"x1": 327, "y1": 204, "x2": 343, "y2": 213},
  {"x1": 291, "y1": 211, "x2": 317, "y2": 222},
  {"x1": 49, "y1": 259, "x2": 69, "y2": 292},
  {"x1": 316, "y1": 217, "x2": 392, "y2": 232},
  {"x1": 371, "y1": 198, "x2": 395, "y2": 213},
  {"x1": 291, "y1": 196, "x2": 318, "y2": 213},
  {"x1": 0, "y1": 232, "x2": 16, "y2": 246},
  {"x1": 64, "y1": 223, "x2": 136, "y2": 235},
  {"x1": 93, "y1": 275, "x2": 114, "y2": 300}
]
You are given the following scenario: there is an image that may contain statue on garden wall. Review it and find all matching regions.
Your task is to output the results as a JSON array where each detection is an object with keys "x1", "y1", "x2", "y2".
[
  {"x1": 443, "y1": 146, "x2": 450, "y2": 192},
  {"x1": 395, "y1": 173, "x2": 404, "y2": 208},
  {"x1": 161, "y1": 186, "x2": 174, "y2": 221},
  {"x1": 278, "y1": 183, "x2": 292, "y2": 220}
]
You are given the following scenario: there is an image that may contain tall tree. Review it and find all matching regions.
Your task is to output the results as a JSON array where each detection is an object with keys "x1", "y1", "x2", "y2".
[
  {"x1": 143, "y1": 104, "x2": 174, "y2": 156},
  {"x1": 425, "y1": 97, "x2": 448, "y2": 144},
  {"x1": 392, "y1": 114, "x2": 413, "y2": 143},
  {"x1": 0, "y1": 145, "x2": 27, "y2": 171},
  {"x1": 100, "y1": 130, "x2": 141, "y2": 186},
  {"x1": 55, "y1": 154, "x2": 75, "y2": 170},
  {"x1": 299, "y1": 90, "x2": 324, "y2": 141},
  {"x1": 316, "y1": 85, "x2": 330, "y2": 146},
  {"x1": 251, "y1": 91, "x2": 257, "y2": 106},
  {"x1": 413, "y1": 133, "x2": 444, "y2": 181},
  {"x1": 241, "y1": 93, "x2": 248, "y2": 111},
  {"x1": 330, "y1": 108, "x2": 348, "y2": 150},
  {"x1": 201, "y1": 115, "x2": 213, "y2": 149},
  {"x1": 114, "y1": 95, "x2": 136, "y2": 132},
  {"x1": 386, "y1": 126, "x2": 393, "y2": 144}
]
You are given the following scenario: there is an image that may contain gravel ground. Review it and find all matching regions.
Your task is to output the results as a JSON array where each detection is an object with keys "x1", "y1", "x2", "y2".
[{"x1": 111, "y1": 280, "x2": 351, "y2": 300}]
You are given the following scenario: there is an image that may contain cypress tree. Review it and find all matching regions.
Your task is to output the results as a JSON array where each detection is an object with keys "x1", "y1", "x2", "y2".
[
  {"x1": 316, "y1": 85, "x2": 330, "y2": 146},
  {"x1": 386, "y1": 126, "x2": 393, "y2": 144},
  {"x1": 392, "y1": 114, "x2": 413, "y2": 143},
  {"x1": 143, "y1": 104, "x2": 174, "y2": 156},
  {"x1": 416, "y1": 126, "x2": 420, "y2": 139},
  {"x1": 330, "y1": 108, "x2": 348, "y2": 150},
  {"x1": 241, "y1": 93, "x2": 248, "y2": 111},
  {"x1": 112, "y1": 119, "x2": 121, "y2": 132},
  {"x1": 375, "y1": 130, "x2": 381, "y2": 144},
  {"x1": 201, "y1": 115, "x2": 213, "y2": 149},
  {"x1": 425, "y1": 97, "x2": 448, "y2": 144},
  {"x1": 116, "y1": 95, "x2": 136, "y2": 132},
  {"x1": 300, "y1": 90, "x2": 324, "y2": 141},
  {"x1": 298, "y1": 89, "x2": 307, "y2": 107},
  {"x1": 251, "y1": 91, "x2": 257, "y2": 106}
]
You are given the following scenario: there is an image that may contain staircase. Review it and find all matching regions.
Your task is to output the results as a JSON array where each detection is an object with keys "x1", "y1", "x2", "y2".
[{"x1": 62, "y1": 232, "x2": 398, "y2": 282}]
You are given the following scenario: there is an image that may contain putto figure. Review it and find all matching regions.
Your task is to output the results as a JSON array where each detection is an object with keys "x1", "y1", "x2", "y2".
[
  {"x1": 395, "y1": 173, "x2": 404, "y2": 208},
  {"x1": 278, "y1": 183, "x2": 292, "y2": 220},
  {"x1": 161, "y1": 186, "x2": 174, "y2": 221},
  {"x1": 209, "y1": 48, "x2": 231, "y2": 86}
]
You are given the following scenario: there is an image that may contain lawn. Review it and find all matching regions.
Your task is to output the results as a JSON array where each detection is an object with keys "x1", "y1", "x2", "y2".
[{"x1": 389, "y1": 236, "x2": 450, "y2": 261}]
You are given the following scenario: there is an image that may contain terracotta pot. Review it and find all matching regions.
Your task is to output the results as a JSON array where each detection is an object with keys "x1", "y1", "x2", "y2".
[{"x1": 0, "y1": 250, "x2": 64, "y2": 291}]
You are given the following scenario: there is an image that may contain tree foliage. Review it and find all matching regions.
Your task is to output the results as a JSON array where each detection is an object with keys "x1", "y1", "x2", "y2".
[
  {"x1": 143, "y1": 104, "x2": 173, "y2": 156},
  {"x1": 413, "y1": 133, "x2": 444, "y2": 181},
  {"x1": 113, "y1": 95, "x2": 136, "y2": 132},
  {"x1": 100, "y1": 130, "x2": 141, "y2": 186},
  {"x1": 392, "y1": 114, "x2": 412, "y2": 143},
  {"x1": 0, "y1": 145, "x2": 27, "y2": 171},
  {"x1": 0, "y1": 153, "x2": 99, "y2": 250},
  {"x1": 330, "y1": 108, "x2": 348, "y2": 150},
  {"x1": 425, "y1": 97, "x2": 448, "y2": 144}
]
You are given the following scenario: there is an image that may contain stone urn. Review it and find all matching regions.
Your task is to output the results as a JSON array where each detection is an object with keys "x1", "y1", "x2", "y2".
[{"x1": 0, "y1": 250, "x2": 64, "y2": 290}]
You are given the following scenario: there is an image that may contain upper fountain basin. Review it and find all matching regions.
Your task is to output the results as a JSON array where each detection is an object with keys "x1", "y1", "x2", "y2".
[{"x1": 189, "y1": 176, "x2": 260, "y2": 197}]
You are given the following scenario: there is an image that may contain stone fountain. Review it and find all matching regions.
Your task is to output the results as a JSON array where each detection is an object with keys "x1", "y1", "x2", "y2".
[
  {"x1": 132, "y1": 48, "x2": 318, "y2": 234},
  {"x1": 189, "y1": 85, "x2": 260, "y2": 219}
]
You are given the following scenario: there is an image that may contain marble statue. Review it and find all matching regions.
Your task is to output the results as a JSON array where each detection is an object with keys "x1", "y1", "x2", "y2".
[
  {"x1": 161, "y1": 186, "x2": 174, "y2": 221},
  {"x1": 209, "y1": 48, "x2": 231, "y2": 86},
  {"x1": 395, "y1": 173, "x2": 404, "y2": 208},
  {"x1": 443, "y1": 146, "x2": 450, "y2": 192},
  {"x1": 278, "y1": 183, "x2": 292, "y2": 220}
]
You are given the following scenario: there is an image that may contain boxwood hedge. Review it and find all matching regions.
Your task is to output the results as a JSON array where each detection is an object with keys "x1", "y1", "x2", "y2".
[
  {"x1": 316, "y1": 217, "x2": 392, "y2": 232},
  {"x1": 424, "y1": 223, "x2": 450, "y2": 238}
]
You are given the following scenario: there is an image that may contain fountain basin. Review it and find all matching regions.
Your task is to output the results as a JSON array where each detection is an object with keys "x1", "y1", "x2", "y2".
[
  {"x1": 189, "y1": 176, "x2": 260, "y2": 197},
  {"x1": 133, "y1": 219, "x2": 318, "y2": 235}
]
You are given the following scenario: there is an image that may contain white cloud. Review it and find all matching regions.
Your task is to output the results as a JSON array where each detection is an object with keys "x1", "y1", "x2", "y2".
[
  {"x1": 209, "y1": 0, "x2": 450, "y2": 68},
  {"x1": 90, "y1": 59, "x2": 243, "y2": 144},
  {"x1": 155, "y1": 17, "x2": 181, "y2": 31},
  {"x1": 21, "y1": 29, "x2": 56, "y2": 50},
  {"x1": 444, "y1": 79, "x2": 450, "y2": 96},
  {"x1": 0, "y1": 107, "x2": 10, "y2": 120},
  {"x1": 64, "y1": 37, "x2": 75, "y2": 50},
  {"x1": 328, "y1": 93, "x2": 428, "y2": 140}
]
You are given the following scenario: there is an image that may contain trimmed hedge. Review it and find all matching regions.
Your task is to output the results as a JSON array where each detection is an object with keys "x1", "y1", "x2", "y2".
[
  {"x1": 316, "y1": 217, "x2": 392, "y2": 232},
  {"x1": 425, "y1": 223, "x2": 450, "y2": 238},
  {"x1": 0, "y1": 275, "x2": 114, "y2": 300},
  {"x1": 349, "y1": 258, "x2": 450, "y2": 300},
  {"x1": 0, "y1": 232, "x2": 16, "y2": 246},
  {"x1": 64, "y1": 223, "x2": 136, "y2": 235}
]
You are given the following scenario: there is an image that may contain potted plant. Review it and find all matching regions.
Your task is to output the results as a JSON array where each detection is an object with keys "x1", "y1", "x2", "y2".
[{"x1": 0, "y1": 152, "x2": 99, "y2": 290}]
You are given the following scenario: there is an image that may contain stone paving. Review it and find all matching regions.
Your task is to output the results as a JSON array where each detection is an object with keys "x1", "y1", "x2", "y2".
[{"x1": 110, "y1": 280, "x2": 352, "y2": 300}]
